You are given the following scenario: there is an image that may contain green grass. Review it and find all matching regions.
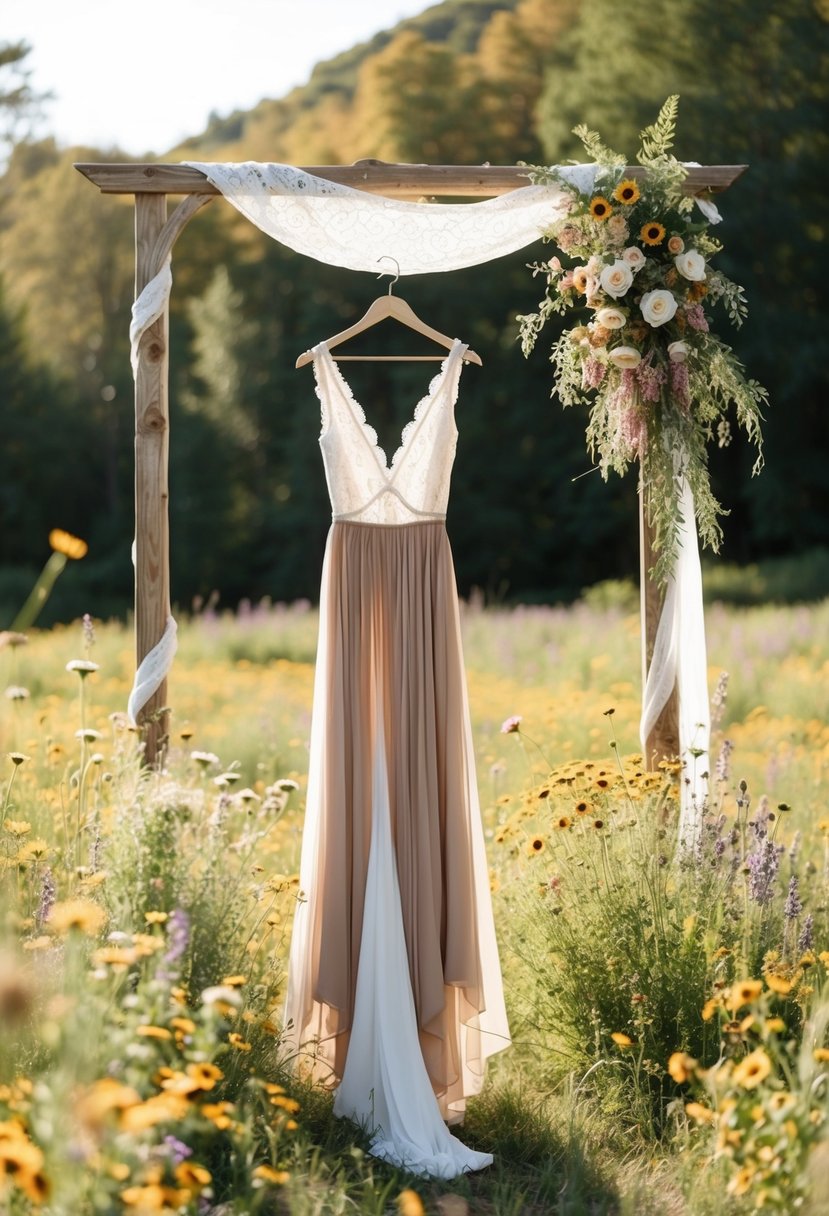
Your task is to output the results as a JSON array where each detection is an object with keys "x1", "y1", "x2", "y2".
[{"x1": 1, "y1": 598, "x2": 828, "y2": 1214}]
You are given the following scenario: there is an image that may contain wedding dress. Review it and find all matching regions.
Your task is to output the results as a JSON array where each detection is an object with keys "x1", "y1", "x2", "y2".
[{"x1": 283, "y1": 339, "x2": 510, "y2": 1177}]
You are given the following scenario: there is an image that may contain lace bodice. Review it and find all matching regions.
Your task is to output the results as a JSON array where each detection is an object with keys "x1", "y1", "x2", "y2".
[{"x1": 311, "y1": 341, "x2": 466, "y2": 525}]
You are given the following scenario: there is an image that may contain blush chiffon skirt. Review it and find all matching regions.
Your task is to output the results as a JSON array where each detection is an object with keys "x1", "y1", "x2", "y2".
[{"x1": 283, "y1": 519, "x2": 510, "y2": 1177}]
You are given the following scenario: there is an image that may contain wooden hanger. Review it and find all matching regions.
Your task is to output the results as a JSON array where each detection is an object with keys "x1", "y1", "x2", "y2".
[{"x1": 295, "y1": 258, "x2": 482, "y2": 367}]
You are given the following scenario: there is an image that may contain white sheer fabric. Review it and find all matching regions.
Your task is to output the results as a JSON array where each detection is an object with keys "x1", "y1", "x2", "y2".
[
  {"x1": 332, "y1": 701, "x2": 494, "y2": 1178},
  {"x1": 640, "y1": 478, "x2": 710, "y2": 846},
  {"x1": 181, "y1": 161, "x2": 597, "y2": 275}
]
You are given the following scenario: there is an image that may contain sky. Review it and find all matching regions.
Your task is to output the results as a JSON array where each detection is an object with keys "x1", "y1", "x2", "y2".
[{"x1": 4, "y1": 0, "x2": 433, "y2": 156}]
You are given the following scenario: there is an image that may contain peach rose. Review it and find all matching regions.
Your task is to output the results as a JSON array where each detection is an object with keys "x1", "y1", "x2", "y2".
[
  {"x1": 599, "y1": 260, "x2": 634, "y2": 300},
  {"x1": 640, "y1": 289, "x2": 678, "y2": 327}
]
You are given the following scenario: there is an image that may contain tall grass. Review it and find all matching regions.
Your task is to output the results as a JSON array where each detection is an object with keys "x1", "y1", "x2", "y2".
[{"x1": 0, "y1": 598, "x2": 828, "y2": 1213}]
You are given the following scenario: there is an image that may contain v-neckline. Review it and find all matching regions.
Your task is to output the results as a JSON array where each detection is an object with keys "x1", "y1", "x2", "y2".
[{"x1": 318, "y1": 340, "x2": 463, "y2": 475}]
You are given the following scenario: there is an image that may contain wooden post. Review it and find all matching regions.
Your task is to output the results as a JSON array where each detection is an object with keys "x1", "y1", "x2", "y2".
[
  {"x1": 134, "y1": 193, "x2": 171, "y2": 763},
  {"x1": 639, "y1": 487, "x2": 679, "y2": 767}
]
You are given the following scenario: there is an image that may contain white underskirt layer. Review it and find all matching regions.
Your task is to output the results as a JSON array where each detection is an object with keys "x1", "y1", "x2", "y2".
[{"x1": 332, "y1": 711, "x2": 493, "y2": 1178}]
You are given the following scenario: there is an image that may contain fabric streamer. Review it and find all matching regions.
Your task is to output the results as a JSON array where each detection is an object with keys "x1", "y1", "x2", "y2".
[
  {"x1": 640, "y1": 477, "x2": 710, "y2": 847},
  {"x1": 127, "y1": 615, "x2": 178, "y2": 727}
]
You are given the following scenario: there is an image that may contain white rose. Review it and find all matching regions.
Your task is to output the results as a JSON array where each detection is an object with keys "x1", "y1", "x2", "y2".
[
  {"x1": 674, "y1": 249, "x2": 706, "y2": 281},
  {"x1": 608, "y1": 345, "x2": 642, "y2": 369},
  {"x1": 668, "y1": 340, "x2": 689, "y2": 362},
  {"x1": 622, "y1": 247, "x2": 646, "y2": 271},
  {"x1": 595, "y1": 307, "x2": 627, "y2": 330},
  {"x1": 640, "y1": 289, "x2": 678, "y2": 328},
  {"x1": 599, "y1": 260, "x2": 634, "y2": 300}
]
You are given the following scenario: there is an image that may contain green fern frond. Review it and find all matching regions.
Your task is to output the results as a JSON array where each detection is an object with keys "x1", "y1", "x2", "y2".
[
  {"x1": 572, "y1": 123, "x2": 626, "y2": 168},
  {"x1": 637, "y1": 95, "x2": 680, "y2": 163}
]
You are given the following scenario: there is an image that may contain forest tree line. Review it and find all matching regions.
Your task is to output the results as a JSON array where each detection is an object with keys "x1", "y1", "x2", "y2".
[{"x1": 1, "y1": 0, "x2": 827, "y2": 623}]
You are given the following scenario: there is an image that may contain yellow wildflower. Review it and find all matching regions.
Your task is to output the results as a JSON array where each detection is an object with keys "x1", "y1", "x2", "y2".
[
  {"x1": 667, "y1": 1051, "x2": 697, "y2": 1084},
  {"x1": 253, "y1": 1164, "x2": 290, "y2": 1184},
  {"x1": 729, "y1": 979, "x2": 763, "y2": 1009},
  {"x1": 733, "y1": 1049, "x2": 772, "y2": 1090},
  {"x1": 47, "y1": 899, "x2": 106, "y2": 937},
  {"x1": 610, "y1": 1032, "x2": 633, "y2": 1048},
  {"x1": 49, "y1": 529, "x2": 88, "y2": 560},
  {"x1": 765, "y1": 973, "x2": 794, "y2": 995},
  {"x1": 685, "y1": 1101, "x2": 716, "y2": 1124},
  {"x1": 397, "y1": 1190, "x2": 426, "y2": 1216}
]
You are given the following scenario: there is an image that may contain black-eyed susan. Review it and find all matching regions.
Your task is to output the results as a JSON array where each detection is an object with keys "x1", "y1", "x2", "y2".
[
  {"x1": 47, "y1": 898, "x2": 106, "y2": 937},
  {"x1": 555, "y1": 816, "x2": 572, "y2": 830},
  {"x1": 185, "y1": 1062, "x2": 223, "y2": 1090},
  {"x1": 667, "y1": 1051, "x2": 697, "y2": 1084},
  {"x1": 729, "y1": 979, "x2": 764, "y2": 1009},
  {"x1": 574, "y1": 800, "x2": 593, "y2": 815},
  {"x1": 589, "y1": 196, "x2": 613, "y2": 221},
  {"x1": 228, "y1": 1032, "x2": 252, "y2": 1052},
  {"x1": 765, "y1": 973, "x2": 794, "y2": 996},
  {"x1": 527, "y1": 835, "x2": 545, "y2": 854},
  {"x1": 174, "y1": 1162, "x2": 212, "y2": 1190},
  {"x1": 253, "y1": 1165, "x2": 290, "y2": 1184},
  {"x1": 612, "y1": 179, "x2": 640, "y2": 205},
  {"x1": 732, "y1": 1048, "x2": 772, "y2": 1089},
  {"x1": 640, "y1": 221, "x2": 666, "y2": 246},
  {"x1": 48, "y1": 529, "x2": 88, "y2": 560}
]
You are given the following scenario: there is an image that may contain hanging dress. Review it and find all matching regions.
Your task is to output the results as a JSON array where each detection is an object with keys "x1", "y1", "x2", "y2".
[{"x1": 283, "y1": 338, "x2": 510, "y2": 1178}]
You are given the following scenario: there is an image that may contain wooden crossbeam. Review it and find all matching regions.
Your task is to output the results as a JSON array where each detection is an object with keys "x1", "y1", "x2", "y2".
[{"x1": 76, "y1": 160, "x2": 746, "y2": 198}]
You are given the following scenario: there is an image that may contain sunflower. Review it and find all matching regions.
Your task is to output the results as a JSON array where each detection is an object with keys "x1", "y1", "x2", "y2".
[
  {"x1": 589, "y1": 196, "x2": 613, "y2": 221},
  {"x1": 640, "y1": 221, "x2": 666, "y2": 246},
  {"x1": 613, "y1": 179, "x2": 641, "y2": 205}
]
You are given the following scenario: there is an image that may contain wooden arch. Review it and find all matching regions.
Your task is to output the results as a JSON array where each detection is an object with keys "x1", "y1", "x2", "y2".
[{"x1": 76, "y1": 159, "x2": 746, "y2": 763}]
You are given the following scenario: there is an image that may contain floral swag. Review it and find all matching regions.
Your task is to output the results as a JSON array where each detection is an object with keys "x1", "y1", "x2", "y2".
[{"x1": 518, "y1": 96, "x2": 767, "y2": 586}]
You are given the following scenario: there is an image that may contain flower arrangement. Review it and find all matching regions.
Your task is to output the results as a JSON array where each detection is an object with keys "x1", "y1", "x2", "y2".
[{"x1": 518, "y1": 97, "x2": 767, "y2": 585}]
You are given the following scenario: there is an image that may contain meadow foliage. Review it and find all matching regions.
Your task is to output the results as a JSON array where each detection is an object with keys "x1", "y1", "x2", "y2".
[{"x1": 1, "y1": 597, "x2": 828, "y2": 1213}]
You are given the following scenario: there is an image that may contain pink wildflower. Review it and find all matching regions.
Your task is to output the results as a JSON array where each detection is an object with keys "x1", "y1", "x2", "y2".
[
  {"x1": 611, "y1": 367, "x2": 638, "y2": 410},
  {"x1": 671, "y1": 360, "x2": 691, "y2": 411},
  {"x1": 500, "y1": 715, "x2": 522, "y2": 735},
  {"x1": 620, "y1": 406, "x2": 648, "y2": 456},
  {"x1": 582, "y1": 357, "x2": 607, "y2": 389},
  {"x1": 635, "y1": 353, "x2": 667, "y2": 403},
  {"x1": 685, "y1": 303, "x2": 709, "y2": 332}
]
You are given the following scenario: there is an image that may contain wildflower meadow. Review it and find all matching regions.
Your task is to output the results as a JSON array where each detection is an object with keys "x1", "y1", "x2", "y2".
[{"x1": 1, "y1": 588, "x2": 828, "y2": 1215}]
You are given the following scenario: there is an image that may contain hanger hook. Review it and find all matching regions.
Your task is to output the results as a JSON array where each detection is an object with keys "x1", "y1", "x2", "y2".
[{"x1": 376, "y1": 255, "x2": 400, "y2": 295}]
